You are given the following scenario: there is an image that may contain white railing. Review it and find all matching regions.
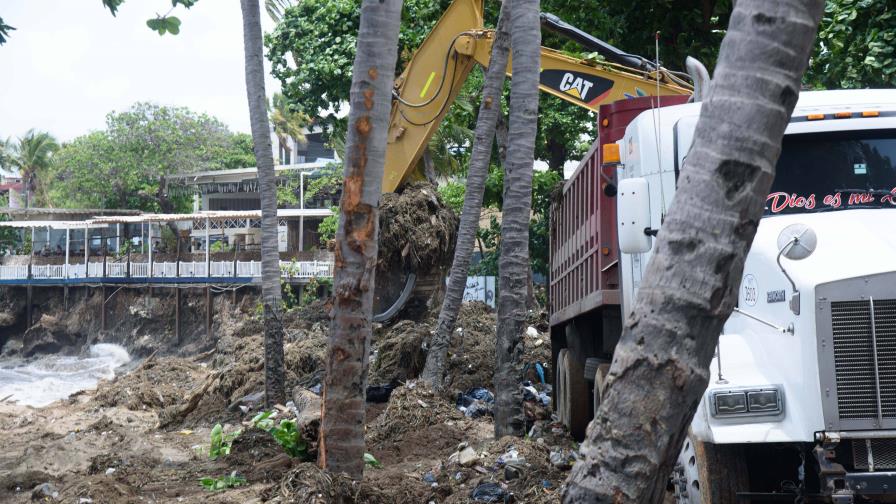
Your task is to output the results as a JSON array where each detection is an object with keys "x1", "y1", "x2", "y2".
[
  {"x1": 32, "y1": 264, "x2": 66, "y2": 279},
  {"x1": 179, "y1": 261, "x2": 207, "y2": 277},
  {"x1": 153, "y1": 262, "x2": 178, "y2": 278},
  {"x1": 237, "y1": 261, "x2": 261, "y2": 277},
  {"x1": 210, "y1": 262, "x2": 235, "y2": 277},
  {"x1": 87, "y1": 262, "x2": 104, "y2": 277},
  {"x1": 68, "y1": 264, "x2": 86, "y2": 278},
  {"x1": 107, "y1": 262, "x2": 128, "y2": 278},
  {"x1": 0, "y1": 265, "x2": 27, "y2": 279},
  {"x1": 130, "y1": 262, "x2": 149, "y2": 278},
  {"x1": 280, "y1": 260, "x2": 333, "y2": 279},
  {"x1": 0, "y1": 259, "x2": 333, "y2": 281}
]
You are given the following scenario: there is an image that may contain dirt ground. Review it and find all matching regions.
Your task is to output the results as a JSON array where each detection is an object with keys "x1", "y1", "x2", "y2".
[{"x1": 0, "y1": 301, "x2": 568, "y2": 503}]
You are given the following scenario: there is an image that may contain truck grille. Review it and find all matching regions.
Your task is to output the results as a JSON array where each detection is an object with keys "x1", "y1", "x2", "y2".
[
  {"x1": 853, "y1": 439, "x2": 896, "y2": 470},
  {"x1": 831, "y1": 299, "x2": 896, "y2": 421}
]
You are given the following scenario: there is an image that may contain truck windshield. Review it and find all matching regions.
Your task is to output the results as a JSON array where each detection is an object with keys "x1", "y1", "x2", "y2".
[{"x1": 766, "y1": 129, "x2": 896, "y2": 215}]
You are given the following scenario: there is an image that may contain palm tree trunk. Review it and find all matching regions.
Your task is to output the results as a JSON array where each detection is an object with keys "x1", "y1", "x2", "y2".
[
  {"x1": 494, "y1": 0, "x2": 540, "y2": 438},
  {"x1": 562, "y1": 0, "x2": 824, "y2": 501},
  {"x1": 320, "y1": 0, "x2": 403, "y2": 480},
  {"x1": 240, "y1": 0, "x2": 286, "y2": 407},
  {"x1": 421, "y1": 0, "x2": 512, "y2": 390}
]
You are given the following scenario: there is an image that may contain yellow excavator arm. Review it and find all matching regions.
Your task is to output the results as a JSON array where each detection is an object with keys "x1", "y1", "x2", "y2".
[{"x1": 382, "y1": 0, "x2": 693, "y2": 193}]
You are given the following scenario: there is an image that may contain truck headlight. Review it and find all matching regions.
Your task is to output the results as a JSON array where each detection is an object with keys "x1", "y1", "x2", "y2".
[
  {"x1": 713, "y1": 392, "x2": 748, "y2": 415},
  {"x1": 747, "y1": 390, "x2": 780, "y2": 413},
  {"x1": 711, "y1": 387, "x2": 783, "y2": 417}
]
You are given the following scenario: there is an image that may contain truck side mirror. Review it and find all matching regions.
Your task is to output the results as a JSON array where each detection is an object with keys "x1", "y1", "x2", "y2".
[{"x1": 617, "y1": 177, "x2": 652, "y2": 254}]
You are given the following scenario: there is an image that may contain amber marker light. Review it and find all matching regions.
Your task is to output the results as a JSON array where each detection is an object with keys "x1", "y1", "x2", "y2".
[{"x1": 602, "y1": 143, "x2": 620, "y2": 164}]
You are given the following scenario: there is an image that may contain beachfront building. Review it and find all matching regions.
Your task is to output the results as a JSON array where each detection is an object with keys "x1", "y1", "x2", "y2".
[
  {"x1": 166, "y1": 161, "x2": 338, "y2": 255},
  {"x1": 0, "y1": 170, "x2": 25, "y2": 209}
]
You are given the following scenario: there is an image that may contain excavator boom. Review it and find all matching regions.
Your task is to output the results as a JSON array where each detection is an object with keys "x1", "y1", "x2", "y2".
[
  {"x1": 373, "y1": 0, "x2": 693, "y2": 322},
  {"x1": 382, "y1": 0, "x2": 692, "y2": 193}
]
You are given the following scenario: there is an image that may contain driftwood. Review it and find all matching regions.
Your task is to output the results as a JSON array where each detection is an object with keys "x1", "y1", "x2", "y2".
[
  {"x1": 157, "y1": 369, "x2": 223, "y2": 428},
  {"x1": 133, "y1": 350, "x2": 158, "y2": 372},
  {"x1": 191, "y1": 348, "x2": 217, "y2": 362}
]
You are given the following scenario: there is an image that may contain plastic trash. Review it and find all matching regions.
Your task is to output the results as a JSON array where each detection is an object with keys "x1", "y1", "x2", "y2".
[
  {"x1": 467, "y1": 387, "x2": 494, "y2": 402},
  {"x1": 470, "y1": 482, "x2": 509, "y2": 503},
  {"x1": 456, "y1": 388, "x2": 495, "y2": 418},
  {"x1": 366, "y1": 384, "x2": 395, "y2": 403},
  {"x1": 522, "y1": 383, "x2": 539, "y2": 402},
  {"x1": 534, "y1": 362, "x2": 546, "y2": 384},
  {"x1": 495, "y1": 447, "x2": 519, "y2": 466}
]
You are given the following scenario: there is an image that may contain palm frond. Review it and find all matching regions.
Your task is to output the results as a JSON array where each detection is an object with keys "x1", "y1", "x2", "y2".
[{"x1": 265, "y1": 0, "x2": 295, "y2": 23}]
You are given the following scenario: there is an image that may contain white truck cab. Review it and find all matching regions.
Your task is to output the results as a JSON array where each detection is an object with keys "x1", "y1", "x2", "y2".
[{"x1": 617, "y1": 89, "x2": 896, "y2": 503}]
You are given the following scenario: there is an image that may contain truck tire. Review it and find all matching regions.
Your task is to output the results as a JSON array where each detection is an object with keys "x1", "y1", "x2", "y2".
[
  {"x1": 592, "y1": 363, "x2": 609, "y2": 417},
  {"x1": 555, "y1": 349, "x2": 591, "y2": 439},
  {"x1": 672, "y1": 432, "x2": 748, "y2": 504}
]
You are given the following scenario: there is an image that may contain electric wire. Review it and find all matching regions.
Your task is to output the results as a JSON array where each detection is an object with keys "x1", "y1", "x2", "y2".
[
  {"x1": 398, "y1": 47, "x2": 463, "y2": 127},
  {"x1": 651, "y1": 32, "x2": 668, "y2": 214},
  {"x1": 391, "y1": 32, "x2": 470, "y2": 109}
]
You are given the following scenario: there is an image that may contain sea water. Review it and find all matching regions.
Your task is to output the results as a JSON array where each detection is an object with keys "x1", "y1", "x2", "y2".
[{"x1": 0, "y1": 344, "x2": 131, "y2": 407}]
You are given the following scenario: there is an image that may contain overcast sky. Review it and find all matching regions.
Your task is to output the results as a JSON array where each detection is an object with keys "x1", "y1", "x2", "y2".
[{"x1": 0, "y1": 1, "x2": 280, "y2": 142}]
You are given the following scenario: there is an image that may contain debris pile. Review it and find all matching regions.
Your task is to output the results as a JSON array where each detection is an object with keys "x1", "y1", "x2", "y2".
[
  {"x1": 0, "y1": 301, "x2": 578, "y2": 504},
  {"x1": 367, "y1": 382, "x2": 464, "y2": 446},
  {"x1": 95, "y1": 356, "x2": 206, "y2": 410},
  {"x1": 378, "y1": 181, "x2": 458, "y2": 276},
  {"x1": 369, "y1": 319, "x2": 430, "y2": 385},
  {"x1": 443, "y1": 302, "x2": 497, "y2": 395}
]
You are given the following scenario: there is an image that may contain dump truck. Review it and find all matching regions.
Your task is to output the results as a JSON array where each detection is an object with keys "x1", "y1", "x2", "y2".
[{"x1": 550, "y1": 88, "x2": 896, "y2": 502}]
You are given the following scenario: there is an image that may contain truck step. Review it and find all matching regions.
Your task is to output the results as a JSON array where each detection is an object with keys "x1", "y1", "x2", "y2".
[{"x1": 584, "y1": 357, "x2": 611, "y2": 382}]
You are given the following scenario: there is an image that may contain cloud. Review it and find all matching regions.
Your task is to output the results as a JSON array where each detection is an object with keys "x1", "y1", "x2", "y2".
[{"x1": 0, "y1": 1, "x2": 281, "y2": 141}]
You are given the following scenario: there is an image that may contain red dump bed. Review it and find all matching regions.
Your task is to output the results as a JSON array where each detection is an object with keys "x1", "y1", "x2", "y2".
[{"x1": 548, "y1": 95, "x2": 690, "y2": 327}]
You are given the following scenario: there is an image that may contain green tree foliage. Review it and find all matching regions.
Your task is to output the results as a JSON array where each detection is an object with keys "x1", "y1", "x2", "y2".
[
  {"x1": 437, "y1": 181, "x2": 466, "y2": 214},
  {"x1": 266, "y1": 0, "x2": 733, "y2": 178},
  {"x1": 266, "y1": 0, "x2": 476, "y2": 174},
  {"x1": 807, "y1": 0, "x2": 896, "y2": 88},
  {"x1": 266, "y1": 0, "x2": 452, "y2": 126},
  {"x1": 459, "y1": 164, "x2": 561, "y2": 278},
  {"x1": 269, "y1": 92, "x2": 308, "y2": 158},
  {"x1": 0, "y1": 16, "x2": 14, "y2": 45},
  {"x1": 265, "y1": 0, "x2": 295, "y2": 22},
  {"x1": 317, "y1": 209, "x2": 338, "y2": 246},
  {"x1": 45, "y1": 103, "x2": 255, "y2": 211},
  {"x1": 0, "y1": 196, "x2": 18, "y2": 255},
  {"x1": 221, "y1": 133, "x2": 257, "y2": 170},
  {"x1": 542, "y1": 0, "x2": 731, "y2": 73},
  {"x1": 2, "y1": 130, "x2": 59, "y2": 208}
]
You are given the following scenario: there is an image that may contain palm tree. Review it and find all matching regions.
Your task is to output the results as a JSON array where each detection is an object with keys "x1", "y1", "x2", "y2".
[
  {"x1": 425, "y1": 93, "x2": 475, "y2": 176},
  {"x1": 493, "y1": 0, "x2": 540, "y2": 438},
  {"x1": 6, "y1": 130, "x2": 58, "y2": 208},
  {"x1": 0, "y1": 137, "x2": 15, "y2": 170},
  {"x1": 422, "y1": 0, "x2": 512, "y2": 390},
  {"x1": 270, "y1": 92, "x2": 308, "y2": 164},
  {"x1": 240, "y1": 0, "x2": 286, "y2": 407},
  {"x1": 265, "y1": 0, "x2": 295, "y2": 22},
  {"x1": 320, "y1": 0, "x2": 403, "y2": 481},
  {"x1": 562, "y1": 0, "x2": 825, "y2": 501}
]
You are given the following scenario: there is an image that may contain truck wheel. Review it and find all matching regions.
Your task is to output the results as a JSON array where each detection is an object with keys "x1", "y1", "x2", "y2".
[
  {"x1": 671, "y1": 432, "x2": 748, "y2": 504},
  {"x1": 555, "y1": 349, "x2": 590, "y2": 439},
  {"x1": 592, "y1": 363, "x2": 609, "y2": 417}
]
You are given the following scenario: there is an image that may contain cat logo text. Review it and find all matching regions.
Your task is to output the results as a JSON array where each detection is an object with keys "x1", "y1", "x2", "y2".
[{"x1": 559, "y1": 73, "x2": 595, "y2": 101}]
